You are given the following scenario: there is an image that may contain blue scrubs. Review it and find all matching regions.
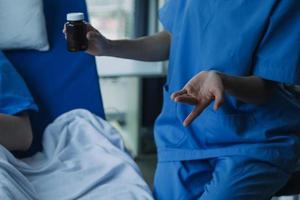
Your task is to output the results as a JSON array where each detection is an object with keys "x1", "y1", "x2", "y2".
[
  {"x1": 0, "y1": 51, "x2": 38, "y2": 115},
  {"x1": 154, "y1": 0, "x2": 300, "y2": 199}
]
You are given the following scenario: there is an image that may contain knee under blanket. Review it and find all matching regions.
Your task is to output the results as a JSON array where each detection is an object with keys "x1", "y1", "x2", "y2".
[{"x1": 0, "y1": 109, "x2": 153, "y2": 200}]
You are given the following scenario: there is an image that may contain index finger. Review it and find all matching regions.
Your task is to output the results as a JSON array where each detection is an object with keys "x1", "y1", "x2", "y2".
[
  {"x1": 174, "y1": 95, "x2": 198, "y2": 105},
  {"x1": 183, "y1": 99, "x2": 211, "y2": 126},
  {"x1": 183, "y1": 106, "x2": 204, "y2": 127},
  {"x1": 171, "y1": 89, "x2": 187, "y2": 100},
  {"x1": 86, "y1": 23, "x2": 100, "y2": 33}
]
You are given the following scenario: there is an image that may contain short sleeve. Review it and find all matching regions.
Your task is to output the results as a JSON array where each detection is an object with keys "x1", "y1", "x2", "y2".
[
  {"x1": 0, "y1": 52, "x2": 38, "y2": 115},
  {"x1": 159, "y1": 0, "x2": 178, "y2": 32},
  {"x1": 253, "y1": 0, "x2": 300, "y2": 85}
]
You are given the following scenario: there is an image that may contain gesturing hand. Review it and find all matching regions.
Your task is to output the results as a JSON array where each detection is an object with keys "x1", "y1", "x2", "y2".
[{"x1": 171, "y1": 71, "x2": 225, "y2": 127}]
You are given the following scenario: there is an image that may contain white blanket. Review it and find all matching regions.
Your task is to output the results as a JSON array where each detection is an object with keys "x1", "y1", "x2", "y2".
[{"x1": 0, "y1": 109, "x2": 154, "y2": 200}]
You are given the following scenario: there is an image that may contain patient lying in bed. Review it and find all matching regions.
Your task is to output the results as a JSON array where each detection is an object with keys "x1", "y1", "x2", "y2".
[
  {"x1": 0, "y1": 52, "x2": 153, "y2": 200},
  {"x1": 0, "y1": 52, "x2": 37, "y2": 152}
]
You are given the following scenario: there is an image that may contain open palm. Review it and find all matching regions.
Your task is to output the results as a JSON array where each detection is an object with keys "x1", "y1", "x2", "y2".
[{"x1": 171, "y1": 71, "x2": 225, "y2": 126}]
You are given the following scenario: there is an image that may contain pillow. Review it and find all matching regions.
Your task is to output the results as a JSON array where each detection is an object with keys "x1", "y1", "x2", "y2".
[{"x1": 0, "y1": 0, "x2": 49, "y2": 51}]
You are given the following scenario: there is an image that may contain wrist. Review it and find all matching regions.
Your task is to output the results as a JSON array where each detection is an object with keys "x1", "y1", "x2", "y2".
[
  {"x1": 209, "y1": 71, "x2": 231, "y2": 91},
  {"x1": 218, "y1": 72, "x2": 229, "y2": 90},
  {"x1": 101, "y1": 39, "x2": 115, "y2": 56}
]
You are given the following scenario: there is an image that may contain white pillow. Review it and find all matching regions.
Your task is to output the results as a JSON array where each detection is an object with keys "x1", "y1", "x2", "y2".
[{"x1": 0, "y1": 0, "x2": 49, "y2": 51}]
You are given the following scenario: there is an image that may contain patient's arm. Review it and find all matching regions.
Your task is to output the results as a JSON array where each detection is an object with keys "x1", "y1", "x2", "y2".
[{"x1": 0, "y1": 112, "x2": 33, "y2": 151}]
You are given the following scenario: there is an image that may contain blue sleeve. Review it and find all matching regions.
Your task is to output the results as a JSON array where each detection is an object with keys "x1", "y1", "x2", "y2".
[
  {"x1": 253, "y1": 0, "x2": 300, "y2": 85},
  {"x1": 0, "y1": 52, "x2": 38, "y2": 115},
  {"x1": 159, "y1": 0, "x2": 179, "y2": 32}
]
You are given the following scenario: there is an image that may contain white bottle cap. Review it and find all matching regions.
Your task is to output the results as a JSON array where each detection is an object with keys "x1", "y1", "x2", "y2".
[{"x1": 67, "y1": 12, "x2": 85, "y2": 21}]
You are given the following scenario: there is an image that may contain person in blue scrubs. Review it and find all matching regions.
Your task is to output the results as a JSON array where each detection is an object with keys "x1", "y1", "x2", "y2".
[
  {"x1": 78, "y1": 0, "x2": 300, "y2": 199},
  {"x1": 0, "y1": 51, "x2": 38, "y2": 151}
]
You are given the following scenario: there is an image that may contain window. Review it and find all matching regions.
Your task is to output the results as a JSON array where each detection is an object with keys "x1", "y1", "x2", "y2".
[
  {"x1": 86, "y1": 0, "x2": 134, "y2": 39},
  {"x1": 85, "y1": 0, "x2": 165, "y2": 157},
  {"x1": 86, "y1": 0, "x2": 165, "y2": 77}
]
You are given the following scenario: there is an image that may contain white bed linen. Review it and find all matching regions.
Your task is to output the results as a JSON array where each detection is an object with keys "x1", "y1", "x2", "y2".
[{"x1": 0, "y1": 109, "x2": 154, "y2": 200}]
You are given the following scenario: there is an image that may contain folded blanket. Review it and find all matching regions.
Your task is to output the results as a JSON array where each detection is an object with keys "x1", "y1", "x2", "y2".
[{"x1": 0, "y1": 109, "x2": 153, "y2": 200}]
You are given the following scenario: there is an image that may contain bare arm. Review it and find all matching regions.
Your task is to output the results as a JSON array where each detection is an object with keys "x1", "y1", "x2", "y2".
[
  {"x1": 86, "y1": 24, "x2": 171, "y2": 61},
  {"x1": 0, "y1": 112, "x2": 33, "y2": 151},
  {"x1": 64, "y1": 24, "x2": 171, "y2": 61},
  {"x1": 172, "y1": 71, "x2": 275, "y2": 126},
  {"x1": 219, "y1": 73, "x2": 275, "y2": 105},
  {"x1": 104, "y1": 31, "x2": 171, "y2": 61}
]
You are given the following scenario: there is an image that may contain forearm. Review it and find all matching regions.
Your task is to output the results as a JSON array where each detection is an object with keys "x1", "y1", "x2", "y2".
[
  {"x1": 0, "y1": 113, "x2": 33, "y2": 151},
  {"x1": 105, "y1": 31, "x2": 171, "y2": 61},
  {"x1": 219, "y1": 72, "x2": 275, "y2": 104}
]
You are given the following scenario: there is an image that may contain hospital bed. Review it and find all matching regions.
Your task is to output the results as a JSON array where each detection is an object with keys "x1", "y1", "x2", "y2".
[
  {"x1": 5, "y1": 0, "x2": 105, "y2": 157},
  {"x1": 2, "y1": 0, "x2": 154, "y2": 199},
  {"x1": 3, "y1": 0, "x2": 300, "y2": 199}
]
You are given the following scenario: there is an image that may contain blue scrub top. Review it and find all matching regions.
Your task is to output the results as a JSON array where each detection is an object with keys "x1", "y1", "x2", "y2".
[
  {"x1": 156, "y1": 0, "x2": 300, "y2": 171},
  {"x1": 0, "y1": 51, "x2": 38, "y2": 115}
]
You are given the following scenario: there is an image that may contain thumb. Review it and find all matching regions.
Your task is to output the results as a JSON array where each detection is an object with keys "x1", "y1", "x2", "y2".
[
  {"x1": 86, "y1": 31, "x2": 99, "y2": 41},
  {"x1": 213, "y1": 91, "x2": 224, "y2": 111}
]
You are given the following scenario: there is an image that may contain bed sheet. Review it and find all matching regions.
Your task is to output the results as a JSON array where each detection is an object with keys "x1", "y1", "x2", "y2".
[{"x1": 0, "y1": 109, "x2": 153, "y2": 200}]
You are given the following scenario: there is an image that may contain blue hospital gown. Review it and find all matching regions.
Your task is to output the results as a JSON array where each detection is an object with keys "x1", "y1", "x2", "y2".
[
  {"x1": 155, "y1": 0, "x2": 300, "y2": 173},
  {"x1": 0, "y1": 51, "x2": 37, "y2": 115}
]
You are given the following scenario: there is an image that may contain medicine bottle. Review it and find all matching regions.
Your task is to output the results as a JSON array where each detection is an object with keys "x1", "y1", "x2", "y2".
[{"x1": 66, "y1": 13, "x2": 88, "y2": 52}]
